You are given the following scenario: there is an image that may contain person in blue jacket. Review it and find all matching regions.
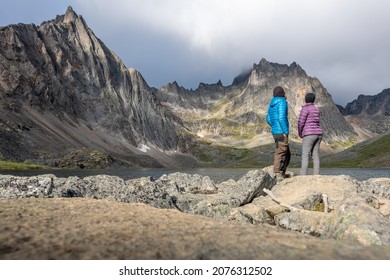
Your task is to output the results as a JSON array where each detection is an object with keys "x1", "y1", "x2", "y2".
[{"x1": 266, "y1": 86, "x2": 291, "y2": 179}]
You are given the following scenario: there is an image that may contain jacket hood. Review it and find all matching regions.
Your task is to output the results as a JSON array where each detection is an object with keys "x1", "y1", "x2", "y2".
[{"x1": 270, "y1": 97, "x2": 285, "y2": 107}]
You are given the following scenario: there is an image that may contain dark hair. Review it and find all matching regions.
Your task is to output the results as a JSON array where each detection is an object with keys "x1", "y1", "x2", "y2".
[
  {"x1": 273, "y1": 86, "x2": 285, "y2": 97},
  {"x1": 305, "y1": 92, "x2": 316, "y2": 103}
]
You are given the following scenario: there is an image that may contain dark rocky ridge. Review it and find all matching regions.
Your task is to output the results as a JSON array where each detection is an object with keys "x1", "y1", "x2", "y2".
[
  {"x1": 337, "y1": 89, "x2": 390, "y2": 134},
  {"x1": 340, "y1": 89, "x2": 390, "y2": 116}
]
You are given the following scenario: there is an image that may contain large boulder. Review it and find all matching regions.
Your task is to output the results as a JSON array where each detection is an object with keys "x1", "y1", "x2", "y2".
[
  {"x1": 0, "y1": 175, "x2": 55, "y2": 198},
  {"x1": 127, "y1": 170, "x2": 275, "y2": 219},
  {"x1": 232, "y1": 174, "x2": 390, "y2": 246}
]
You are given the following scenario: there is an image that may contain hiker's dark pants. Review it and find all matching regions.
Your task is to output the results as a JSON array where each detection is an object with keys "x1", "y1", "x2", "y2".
[{"x1": 273, "y1": 134, "x2": 291, "y2": 174}]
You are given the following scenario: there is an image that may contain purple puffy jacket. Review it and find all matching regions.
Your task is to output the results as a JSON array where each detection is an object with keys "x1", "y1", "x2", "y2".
[{"x1": 298, "y1": 103, "x2": 323, "y2": 138}]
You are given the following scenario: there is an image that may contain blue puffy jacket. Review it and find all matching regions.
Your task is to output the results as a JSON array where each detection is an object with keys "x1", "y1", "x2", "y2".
[{"x1": 266, "y1": 97, "x2": 289, "y2": 135}]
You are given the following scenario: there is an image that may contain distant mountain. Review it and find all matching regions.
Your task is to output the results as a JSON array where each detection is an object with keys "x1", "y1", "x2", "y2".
[
  {"x1": 337, "y1": 89, "x2": 390, "y2": 134},
  {"x1": 157, "y1": 58, "x2": 356, "y2": 149},
  {"x1": 0, "y1": 7, "x2": 367, "y2": 168}
]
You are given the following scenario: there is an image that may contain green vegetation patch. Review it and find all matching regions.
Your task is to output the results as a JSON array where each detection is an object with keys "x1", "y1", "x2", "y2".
[
  {"x1": 178, "y1": 133, "x2": 256, "y2": 165},
  {"x1": 324, "y1": 133, "x2": 390, "y2": 168},
  {"x1": 197, "y1": 117, "x2": 266, "y2": 140},
  {"x1": 0, "y1": 160, "x2": 47, "y2": 170},
  {"x1": 328, "y1": 137, "x2": 357, "y2": 150}
]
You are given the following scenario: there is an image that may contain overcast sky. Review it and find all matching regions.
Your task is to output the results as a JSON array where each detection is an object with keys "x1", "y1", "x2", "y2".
[{"x1": 1, "y1": 0, "x2": 389, "y2": 106}]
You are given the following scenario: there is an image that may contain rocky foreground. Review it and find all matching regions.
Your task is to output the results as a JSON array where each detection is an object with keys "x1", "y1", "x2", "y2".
[{"x1": 1, "y1": 168, "x2": 390, "y2": 259}]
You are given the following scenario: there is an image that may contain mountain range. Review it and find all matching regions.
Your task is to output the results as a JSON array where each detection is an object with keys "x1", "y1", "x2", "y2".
[{"x1": 0, "y1": 7, "x2": 387, "y2": 168}]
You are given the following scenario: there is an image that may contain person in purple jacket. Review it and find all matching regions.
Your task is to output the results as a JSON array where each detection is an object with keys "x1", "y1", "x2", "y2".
[{"x1": 298, "y1": 92, "x2": 323, "y2": 175}]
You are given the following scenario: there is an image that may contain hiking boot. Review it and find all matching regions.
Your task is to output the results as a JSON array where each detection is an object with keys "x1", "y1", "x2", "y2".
[
  {"x1": 275, "y1": 172, "x2": 292, "y2": 181},
  {"x1": 275, "y1": 173, "x2": 285, "y2": 181}
]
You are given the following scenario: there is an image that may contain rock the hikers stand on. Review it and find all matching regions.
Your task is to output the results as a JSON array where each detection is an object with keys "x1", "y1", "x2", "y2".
[
  {"x1": 266, "y1": 86, "x2": 291, "y2": 179},
  {"x1": 298, "y1": 92, "x2": 323, "y2": 175}
]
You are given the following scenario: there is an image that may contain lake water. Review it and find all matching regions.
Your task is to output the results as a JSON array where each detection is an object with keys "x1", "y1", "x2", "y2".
[{"x1": 1, "y1": 168, "x2": 389, "y2": 182}]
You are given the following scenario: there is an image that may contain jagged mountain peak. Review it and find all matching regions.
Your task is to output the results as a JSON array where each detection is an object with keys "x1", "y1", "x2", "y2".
[
  {"x1": 61, "y1": 7, "x2": 89, "y2": 31},
  {"x1": 196, "y1": 80, "x2": 224, "y2": 91},
  {"x1": 232, "y1": 59, "x2": 306, "y2": 86},
  {"x1": 63, "y1": 6, "x2": 78, "y2": 23},
  {"x1": 253, "y1": 59, "x2": 306, "y2": 76},
  {"x1": 259, "y1": 57, "x2": 268, "y2": 64},
  {"x1": 65, "y1": 6, "x2": 76, "y2": 15},
  {"x1": 41, "y1": 6, "x2": 83, "y2": 27},
  {"x1": 161, "y1": 81, "x2": 187, "y2": 92}
]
